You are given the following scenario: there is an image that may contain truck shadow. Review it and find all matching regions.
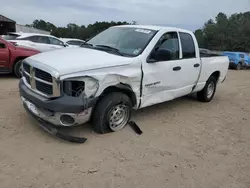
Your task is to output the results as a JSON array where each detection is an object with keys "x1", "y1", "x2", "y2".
[{"x1": 50, "y1": 94, "x2": 200, "y2": 144}]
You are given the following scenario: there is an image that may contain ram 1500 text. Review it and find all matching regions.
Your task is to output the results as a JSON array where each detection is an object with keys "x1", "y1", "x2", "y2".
[{"x1": 19, "y1": 25, "x2": 229, "y2": 136}]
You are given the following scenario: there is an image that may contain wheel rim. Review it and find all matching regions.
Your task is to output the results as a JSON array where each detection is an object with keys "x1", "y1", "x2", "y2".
[
  {"x1": 207, "y1": 81, "x2": 215, "y2": 99},
  {"x1": 108, "y1": 104, "x2": 129, "y2": 131}
]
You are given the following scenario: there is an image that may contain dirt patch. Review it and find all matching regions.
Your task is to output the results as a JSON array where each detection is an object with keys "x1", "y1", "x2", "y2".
[{"x1": 0, "y1": 70, "x2": 250, "y2": 188}]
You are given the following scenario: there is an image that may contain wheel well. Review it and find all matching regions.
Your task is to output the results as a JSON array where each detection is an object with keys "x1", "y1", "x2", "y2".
[
  {"x1": 210, "y1": 71, "x2": 220, "y2": 82},
  {"x1": 12, "y1": 57, "x2": 26, "y2": 71},
  {"x1": 98, "y1": 84, "x2": 137, "y2": 107}
]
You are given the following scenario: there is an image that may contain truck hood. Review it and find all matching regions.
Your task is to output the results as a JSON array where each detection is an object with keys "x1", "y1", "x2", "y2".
[{"x1": 27, "y1": 47, "x2": 134, "y2": 75}]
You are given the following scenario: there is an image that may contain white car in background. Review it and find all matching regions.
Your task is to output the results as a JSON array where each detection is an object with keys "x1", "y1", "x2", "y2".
[
  {"x1": 60, "y1": 38, "x2": 85, "y2": 47},
  {"x1": 4, "y1": 32, "x2": 68, "y2": 52}
]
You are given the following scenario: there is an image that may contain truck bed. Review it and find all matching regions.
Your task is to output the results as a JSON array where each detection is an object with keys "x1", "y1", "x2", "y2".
[{"x1": 200, "y1": 52, "x2": 222, "y2": 58}]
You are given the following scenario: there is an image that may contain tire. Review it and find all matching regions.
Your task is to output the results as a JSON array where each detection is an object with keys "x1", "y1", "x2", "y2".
[
  {"x1": 197, "y1": 76, "x2": 217, "y2": 102},
  {"x1": 92, "y1": 92, "x2": 132, "y2": 134},
  {"x1": 13, "y1": 60, "x2": 23, "y2": 78},
  {"x1": 236, "y1": 63, "x2": 241, "y2": 70}
]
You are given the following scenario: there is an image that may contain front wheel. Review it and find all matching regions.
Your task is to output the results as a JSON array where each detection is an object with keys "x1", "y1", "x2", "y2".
[
  {"x1": 13, "y1": 60, "x2": 23, "y2": 78},
  {"x1": 197, "y1": 76, "x2": 217, "y2": 102},
  {"x1": 92, "y1": 92, "x2": 132, "y2": 134}
]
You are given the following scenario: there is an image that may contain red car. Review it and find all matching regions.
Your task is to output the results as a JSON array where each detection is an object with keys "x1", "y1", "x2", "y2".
[{"x1": 0, "y1": 38, "x2": 40, "y2": 78}]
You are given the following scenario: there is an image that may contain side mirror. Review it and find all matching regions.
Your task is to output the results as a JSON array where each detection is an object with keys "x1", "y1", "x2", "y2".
[{"x1": 148, "y1": 49, "x2": 172, "y2": 63}]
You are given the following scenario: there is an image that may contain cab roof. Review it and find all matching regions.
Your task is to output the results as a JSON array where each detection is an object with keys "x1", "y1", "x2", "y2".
[{"x1": 114, "y1": 25, "x2": 191, "y2": 33}]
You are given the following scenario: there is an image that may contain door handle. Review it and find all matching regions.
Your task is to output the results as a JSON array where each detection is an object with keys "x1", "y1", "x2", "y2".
[
  {"x1": 194, "y1": 63, "x2": 200, "y2": 67},
  {"x1": 173, "y1": 66, "x2": 181, "y2": 71}
]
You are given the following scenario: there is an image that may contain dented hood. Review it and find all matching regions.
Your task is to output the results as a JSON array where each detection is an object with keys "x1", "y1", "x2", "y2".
[{"x1": 26, "y1": 47, "x2": 133, "y2": 75}]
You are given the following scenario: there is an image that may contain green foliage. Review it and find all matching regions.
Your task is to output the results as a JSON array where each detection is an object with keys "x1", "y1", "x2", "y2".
[
  {"x1": 195, "y1": 11, "x2": 250, "y2": 52},
  {"x1": 194, "y1": 29, "x2": 204, "y2": 48},
  {"x1": 29, "y1": 20, "x2": 132, "y2": 40},
  {"x1": 29, "y1": 12, "x2": 250, "y2": 52}
]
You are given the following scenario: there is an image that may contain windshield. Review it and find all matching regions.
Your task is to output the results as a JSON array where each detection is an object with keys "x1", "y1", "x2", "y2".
[{"x1": 87, "y1": 27, "x2": 157, "y2": 57}]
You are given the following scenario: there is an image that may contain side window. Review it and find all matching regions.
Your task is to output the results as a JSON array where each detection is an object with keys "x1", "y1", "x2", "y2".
[
  {"x1": 179, "y1": 32, "x2": 196, "y2": 59},
  {"x1": 0, "y1": 42, "x2": 6, "y2": 48},
  {"x1": 24, "y1": 36, "x2": 49, "y2": 44},
  {"x1": 37, "y1": 36, "x2": 50, "y2": 44},
  {"x1": 239, "y1": 54, "x2": 244, "y2": 58},
  {"x1": 27, "y1": 36, "x2": 39, "y2": 42},
  {"x1": 151, "y1": 32, "x2": 180, "y2": 61},
  {"x1": 49, "y1": 37, "x2": 64, "y2": 46}
]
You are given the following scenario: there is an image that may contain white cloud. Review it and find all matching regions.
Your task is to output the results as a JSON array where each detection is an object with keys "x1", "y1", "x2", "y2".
[{"x1": 1, "y1": 0, "x2": 249, "y2": 30}]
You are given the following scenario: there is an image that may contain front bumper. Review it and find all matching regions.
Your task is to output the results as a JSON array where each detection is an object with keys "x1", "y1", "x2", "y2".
[
  {"x1": 23, "y1": 102, "x2": 87, "y2": 143},
  {"x1": 19, "y1": 78, "x2": 97, "y2": 126}
]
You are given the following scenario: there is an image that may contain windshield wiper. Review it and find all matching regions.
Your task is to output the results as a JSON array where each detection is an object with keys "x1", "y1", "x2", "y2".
[
  {"x1": 95, "y1": 45, "x2": 124, "y2": 56},
  {"x1": 80, "y1": 42, "x2": 93, "y2": 47}
]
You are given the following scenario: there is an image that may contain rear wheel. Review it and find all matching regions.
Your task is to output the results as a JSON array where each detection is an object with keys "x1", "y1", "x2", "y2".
[
  {"x1": 197, "y1": 76, "x2": 217, "y2": 102},
  {"x1": 92, "y1": 92, "x2": 132, "y2": 134},
  {"x1": 13, "y1": 60, "x2": 23, "y2": 78}
]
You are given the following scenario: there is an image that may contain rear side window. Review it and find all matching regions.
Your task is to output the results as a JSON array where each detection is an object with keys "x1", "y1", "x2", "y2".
[
  {"x1": 179, "y1": 32, "x2": 196, "y2": 58},
  {"x1": 239, "y1": 54, "x2": 244, "y2": 58},
  {"x1": 27, "y1": 36, "x2": 39, "y2": 42},
  {"x1": 49, "y1": 37, "x2": 64, "y2": 46},
  {"x1": 38, "y1": 36, "x2": 50, "y2": 44},
  {"x1": 15, "y1": 36, "x2": 34, "y2": 41},
  {"x1": 25, "y1": 36, "x2": 50, "y2": 44}
]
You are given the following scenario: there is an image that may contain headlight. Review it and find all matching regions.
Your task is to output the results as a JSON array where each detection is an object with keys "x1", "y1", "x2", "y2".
[{"x1": 63, "y1": 76, "x2": 99, "y2": 98}]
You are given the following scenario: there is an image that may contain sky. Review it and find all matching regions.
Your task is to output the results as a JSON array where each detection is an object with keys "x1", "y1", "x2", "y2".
[{"x1": 1, "y1": 0, "x2": 250, "y2": 31}]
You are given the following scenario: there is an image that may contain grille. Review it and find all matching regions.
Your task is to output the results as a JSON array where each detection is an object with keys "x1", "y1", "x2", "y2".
[
  {"x1": 35, "y1": 68, "x2": 52, "y2": 82},
  {"x1": 23, "y1": 63, "x2": 30, "y2": 73},
  {"x1": 36, "y1": 81, "x2": 53, "y2": 95},
  {"x1": 22, "y1": 63, "x2": 60, "y2": 97},
  {"x1": 24, "y1": 73, "x2": 30, "y2": 84}
]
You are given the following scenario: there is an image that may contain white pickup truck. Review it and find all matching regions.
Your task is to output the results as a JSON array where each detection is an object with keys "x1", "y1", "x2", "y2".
[{"x1": 19, "y1": 25, "x2": 229, "y2": 136}]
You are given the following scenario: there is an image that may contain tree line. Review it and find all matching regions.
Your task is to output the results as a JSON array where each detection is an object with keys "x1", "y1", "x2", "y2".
[
  {"x1": 26, "y1": 11, "x2": 250, "y2": 52},
  {"x1": 195, "y1": 11, "x2": 250, "y2": 52},
  {"x1": 26, "y1": 20, "x2": 135, "y2": 40}
]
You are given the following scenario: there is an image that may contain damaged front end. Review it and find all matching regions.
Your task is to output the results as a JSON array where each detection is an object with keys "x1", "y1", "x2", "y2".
[
  {"x1": 19, "y1": 62, "x2": 101, "y2": 142},
  {"x1": 19, "y1": 77, "x2": 98, "y2": 127}
]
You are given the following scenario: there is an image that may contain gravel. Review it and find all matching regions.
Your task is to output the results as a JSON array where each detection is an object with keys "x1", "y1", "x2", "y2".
[{"x1": 0, "y1": 70, "x2": 249, "y2": 188}]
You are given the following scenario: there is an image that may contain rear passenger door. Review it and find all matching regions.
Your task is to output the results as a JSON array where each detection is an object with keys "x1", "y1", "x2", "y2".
[{"x1": 175, "y1": 32, "x2": 200, "y2": 97}]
